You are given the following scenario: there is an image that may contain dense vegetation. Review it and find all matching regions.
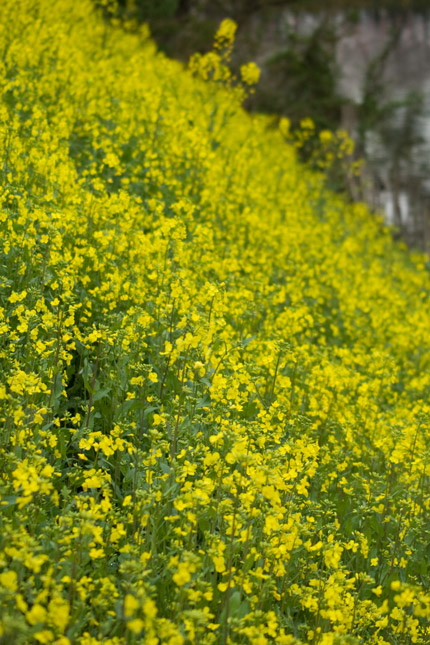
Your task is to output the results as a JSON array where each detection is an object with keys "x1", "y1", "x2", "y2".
[{"x1": 1, "y1": 1, "x2": 430, "y2": 643}]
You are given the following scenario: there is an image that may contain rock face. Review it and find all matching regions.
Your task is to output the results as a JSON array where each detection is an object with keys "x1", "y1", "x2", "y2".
[
  {"x1": 337, "y1": 11, "x2": 430, "y2": 101},
  {"x1": 234, "y1": 8, "x2": 430, "y2": 248},
  {"x1": 336, "y1": 11, "x2": 430, "y2": 245}
]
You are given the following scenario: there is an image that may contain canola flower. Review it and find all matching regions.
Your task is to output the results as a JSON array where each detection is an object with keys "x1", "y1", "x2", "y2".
[{"x1": 1, "y1": 1, "x2": 430, "y2": 643}]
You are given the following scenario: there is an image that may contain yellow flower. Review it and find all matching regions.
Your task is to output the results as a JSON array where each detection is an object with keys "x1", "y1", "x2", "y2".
[
  {"x1": 214, "y1": 19, "x2": 237, "y2": 46},
  {"x1": 26, "y1": 604, "x2": 47, "y2": 625},
  {"x1": 127, "y1": 619, "x2": 144, "y2": 634},
  {"x1": 240, "y1": 62, "x2": 260, "y2": 85},
  {"x1": 34, "y1": 631, "x2": 54, "y2": 644},
  {"x1": 48, "y1": 597, "x2": 69, "y2": 631},
  {"x1": 0, "y1": 570, "x2": 18, "y2": 591},
  {"x1": 172, "y1": 562, "x2": 195, "y2": 587},
  {"x1": 124, "y1": 594, "x2": 139, "y2": 618},
  {"x1": 143, "y1": 598, "x2": 157, "y2": 619}
]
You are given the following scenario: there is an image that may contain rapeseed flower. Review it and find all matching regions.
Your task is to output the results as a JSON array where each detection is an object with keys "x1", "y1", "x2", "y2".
[{"x1": 0, "y1": 0, "x2": 430, "y2": 643}]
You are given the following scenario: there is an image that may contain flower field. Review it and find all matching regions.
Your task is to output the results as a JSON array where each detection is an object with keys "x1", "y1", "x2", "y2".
[{"x1": 1, "y1": 1, "x2": 430, "y2": 643}]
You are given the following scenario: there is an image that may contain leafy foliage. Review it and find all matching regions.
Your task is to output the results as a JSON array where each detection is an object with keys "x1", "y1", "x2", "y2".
[{"x1": 1, "y1": 2, "x2": 430, "y2": 644}]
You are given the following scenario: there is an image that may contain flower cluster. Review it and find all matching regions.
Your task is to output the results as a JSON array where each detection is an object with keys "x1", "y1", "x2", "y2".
[{"x1": 1, "y1": 1, "x2": 430, "y2": 644}]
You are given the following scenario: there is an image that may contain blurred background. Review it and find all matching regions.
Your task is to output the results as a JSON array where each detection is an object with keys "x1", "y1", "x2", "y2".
[{"x1": 113, "y1": 0, "x2": 430, "y2": 251}]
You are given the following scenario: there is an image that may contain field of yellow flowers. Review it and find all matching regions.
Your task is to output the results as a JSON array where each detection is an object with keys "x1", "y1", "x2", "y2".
[{"x1": 1, "y1": 1, "x2": 430, "y2": 643}]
